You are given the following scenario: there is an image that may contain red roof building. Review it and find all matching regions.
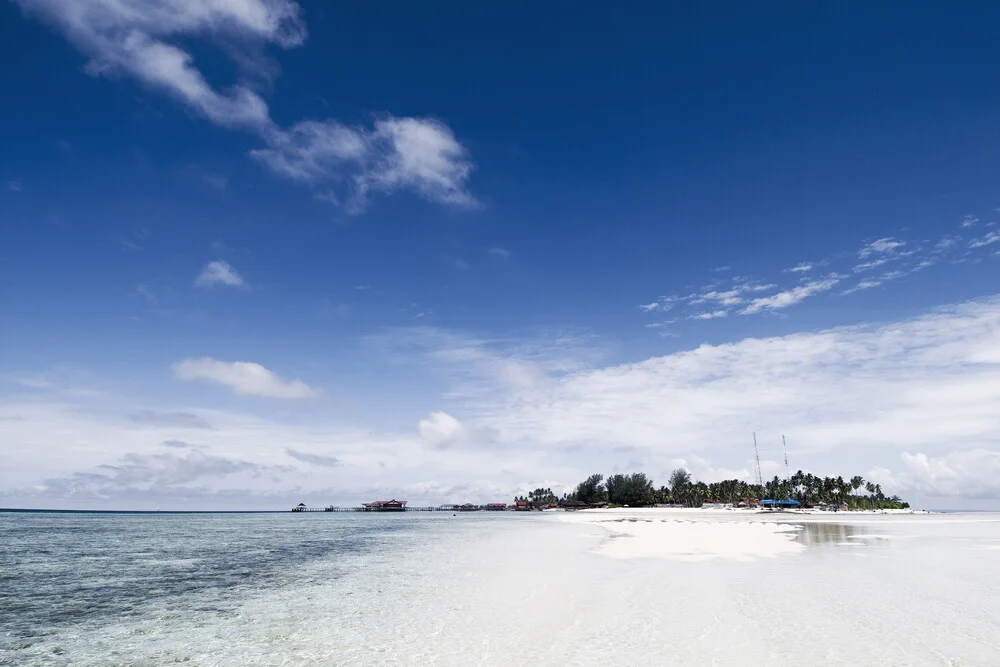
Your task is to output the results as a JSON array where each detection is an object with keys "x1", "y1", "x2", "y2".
[{"x1": 362, "y1": 499, "x2": 407, "y2": 512}]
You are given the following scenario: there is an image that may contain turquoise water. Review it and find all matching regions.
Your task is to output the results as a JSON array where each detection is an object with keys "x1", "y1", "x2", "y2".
[
  {"x1": 0, "y1": 511, "x2": 526, "y2": 666},
  {"x1": 3, "y1": 510, "x2": 1000, "y2": 666}
]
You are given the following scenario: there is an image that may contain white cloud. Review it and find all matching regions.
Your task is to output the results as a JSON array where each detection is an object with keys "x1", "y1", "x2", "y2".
[
  {"x1": 936, "y1": 235, "x2": 961, "y2": 250},
  {"x1": 463, "y1": 298, "x2": 1000, "y2": 496},
  {"x1": 853, "y1": 257, "x2": 891, "y2": 272},
  {"x1": 960, "y1": 216, "x2": 979, "y2": 229},
  {"x1": 642, "y1": 222, "x2": 1000, "y2": 327},
  {"x1": 693, "y1": 282, "x2": 774, "y2": 306},
  {"x1": 870, "y1": 450, "x2": 1000, "y2": 499},
  {"x1": 360, "y1": 117, "x2": 477, "y2": 208},
  {"x1": 7, "y1": 180, "x2": 23, "y2": 192},
  {"x1": 249, "y1": 120, "x2": 367, "y2": 181},
  {"x1": 488, "y1": 247, "x2": 510, "y2": 259},
  {"x1": 6, "y1": 297, "x2": 1000, "y2": 507},
  {"x1": 691, "y1": 289, "x2": 743, "y2": 307},
  {"x1": 419, "y1": 411, "x2": 468, "y2": 449},
  {"x1": 858, "y1": 237, "x2": 905, "y2": 258},
  {"x1": 252, "y1": 116, "x2": 477, "y2": 210},
  {"x1": 172, "y1": 358, "x2": 319, "y2": 399},
  {"x1": 842, "y1": 279, "x2": 881, "y2": 295},
  {"x1": 195, "y1": 260, "x2": 243, "y2": 287},
  {"x1": 17, "y1": 0, "x2": 476, "y2": 210},
  {"x1": 784, "y1": 262, "x2": 813, "y2": 273},
  {"x1": 689, "y1": 310, "x2": 727, "y2": 320},
  {"x1": 285, "y1": 448, "x2": 341, "y2": 468},
  {"x1": 969, "y1": 232, "x2": 1000, "y2": 249},
  {"x1": 841, "y1": 269, "x2": 910, "y2": 295},
  {"x1": 418, "y1": 411, "x2": 496, "y2": 451},
  {"x1": 740, "y1": 276, "x2": 840, "y2": 315},
  {"x1": 15, "y1": 0, "x2": 302, "y2": 130}
]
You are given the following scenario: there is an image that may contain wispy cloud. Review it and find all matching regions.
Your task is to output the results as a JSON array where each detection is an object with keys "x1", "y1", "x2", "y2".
[
  {"x1": 135, "y1": 284, "x2": 157, "y2": 304},
  {"x1": 740, "y1": 276, "x2": 841, "y2": 315},
  {"x1": 937, "y1": 235, "x2": 961, "y2": 250},
  {"x1": 119, "y1": 227, "x2": 150, "y2": 252},
  {"x1": 841, "y1": 269, "x2": 913, "y2": 296},
  {"x1": 642, "y1": 217, "x2": 1000, "y2": 326},
  {"x1": 641, "y1": 281, "x2": 773, "y2": 315},
  {"x1": 285, "y1": 448, "x2": 341, "y2": 467},
  {"x1": 969, "y1": 232, "x2": 1000, "y2": 249},
  {"x1": 365, "y1": 326, "x2": 606, "y2": 402},
  {"x1": 6, "y1": 298, "x2": 1000, "y2": 505},
  {"x1": 162, "y1": 439, "x2": 194, "y2": 449},
  {"x1": 252, "y1": 117, "x2": 478, "y2": 211},
  {"x1": 15, "y1": 0, "x2": 299, "y2": 128},
  {"x1": 488, "y1": 247, "x2": 510, "y2": 259},
  {"x1": 784, "y1": 262, "x2": 813, "y2": 273},
  {"x1": 172, "y1": 358, "x2": 320, "y2": 399},
  {"x1": 472, "y1": 298, "x2": 1000, "y2": 489},
  {"x1": 6, "y1": 180, "x2": 23, "y2": 192},
  {"x1": 182, "y1": 165, "x2": 229, "y2": 191},
  {"x1": 16, "y1": 0, "x2": 477, "y2": 211},
  {"x1": 41, "y1": 450, "x2": 267, "y2": 495},
  {"x1": 195, "y1": 260, "x2": 243, "y2": 287},
  {"x1": 445, "y1": 255, "x2": 470, "y2": 271},
  {"x1": 689, "y1": 310, "x2": 727, "y2": 320},
  {"x1": 129, "y1": 410, "x2": 212, "y2": 430},
  {"x1": 858, "y1": 237, "x2": 906, "y2": 258},
  {"x1": 960, "y1": 215, "x2": 979, "y2": 229}
]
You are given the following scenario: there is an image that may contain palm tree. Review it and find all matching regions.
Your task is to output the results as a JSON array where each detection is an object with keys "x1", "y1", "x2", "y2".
[{"x1": 850, "y1": 476, "x2": 864, "y2": 509}]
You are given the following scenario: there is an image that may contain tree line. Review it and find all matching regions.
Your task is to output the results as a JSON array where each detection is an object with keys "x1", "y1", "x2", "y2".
[{"x1": 532, "y1": 469, "x2": 909, "y2": 509}]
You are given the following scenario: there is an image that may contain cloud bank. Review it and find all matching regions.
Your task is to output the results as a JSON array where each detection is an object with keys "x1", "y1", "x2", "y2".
[{"x1": 4, "y1": 297, "x2": 1000, "y2": 508}]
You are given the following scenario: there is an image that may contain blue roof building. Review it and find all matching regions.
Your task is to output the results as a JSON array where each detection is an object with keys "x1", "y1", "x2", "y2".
[{"x1": 761, "y1": 499, "x2": 802, "y2": 507}]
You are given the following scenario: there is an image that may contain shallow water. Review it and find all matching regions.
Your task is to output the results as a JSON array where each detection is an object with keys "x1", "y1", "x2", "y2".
[{"x1": 2, "y1": 510, "x2": 999, "y2": 666}]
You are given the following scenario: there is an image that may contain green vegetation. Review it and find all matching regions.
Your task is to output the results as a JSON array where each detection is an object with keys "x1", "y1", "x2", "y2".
[
  {"x1": 514, "y1": 487, "x2": 559, "y2": 505},
  {"x1": 557, "y1": 469, "x2": 909, "y2": 509}
]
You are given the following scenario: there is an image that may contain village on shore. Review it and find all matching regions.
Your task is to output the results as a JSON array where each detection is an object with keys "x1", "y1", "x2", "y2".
[{"x1": 293, "y1": 468, "x2": 911, "y2": 513}]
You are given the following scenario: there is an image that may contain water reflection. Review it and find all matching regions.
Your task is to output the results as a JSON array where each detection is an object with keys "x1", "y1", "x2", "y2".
[{"x1": 793, "y1": 522, "x2": 884, "y2": 547}]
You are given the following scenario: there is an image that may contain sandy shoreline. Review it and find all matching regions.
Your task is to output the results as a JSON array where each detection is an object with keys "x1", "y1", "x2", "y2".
[{"x1": 554, "y1": 506, "x2": 935, "y2": 562}]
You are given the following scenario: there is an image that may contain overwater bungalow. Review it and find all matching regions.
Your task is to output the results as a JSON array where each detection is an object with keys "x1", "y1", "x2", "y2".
[
  {"x1": 485, "y1": 503, "x2": 507, "y2": 511},
  {"x1": 362, "y1": 499, "x2": 407, "y2": 512}
]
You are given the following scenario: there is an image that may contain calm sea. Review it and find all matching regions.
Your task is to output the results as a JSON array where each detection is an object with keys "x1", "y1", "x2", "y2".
[
  {"x1": 0, "y1": 510, "x2": 540, "y2": 666},
  {"x1": 3, "y1": 510, "x2": 999, "y2": 666}
]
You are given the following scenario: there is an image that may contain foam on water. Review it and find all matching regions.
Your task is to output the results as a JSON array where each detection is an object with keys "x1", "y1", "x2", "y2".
[{"x1": 2, "y1": 510, "x2": 1000, "y2": 666}]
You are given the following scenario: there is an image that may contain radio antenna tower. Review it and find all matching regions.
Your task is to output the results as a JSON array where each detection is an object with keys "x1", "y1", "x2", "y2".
[
  {"x1": 752, "y1": 432, "x2": 764, "y2": 488},
  {"x1": 782, "y1": 434, "x2": 790, "y2": 482}
]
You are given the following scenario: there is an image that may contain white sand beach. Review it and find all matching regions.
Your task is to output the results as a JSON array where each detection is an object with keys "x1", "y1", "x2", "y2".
[{"x1": 7, "y1": 510, "x2": 1000, "y2": 666}]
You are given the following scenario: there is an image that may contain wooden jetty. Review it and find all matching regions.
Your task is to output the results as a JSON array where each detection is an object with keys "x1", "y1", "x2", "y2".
[
  {"x1": 291, "y1": 500, "x2": 509, "y2": 513},
  {"x1": 292, "y1": 504, "x2": 362, "y2": 512}
]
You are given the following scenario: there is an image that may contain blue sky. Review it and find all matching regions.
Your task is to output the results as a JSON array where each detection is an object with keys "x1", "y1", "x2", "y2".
[{"x1": 2, "y1": 1, "x2": 1000, "y2": 509}]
